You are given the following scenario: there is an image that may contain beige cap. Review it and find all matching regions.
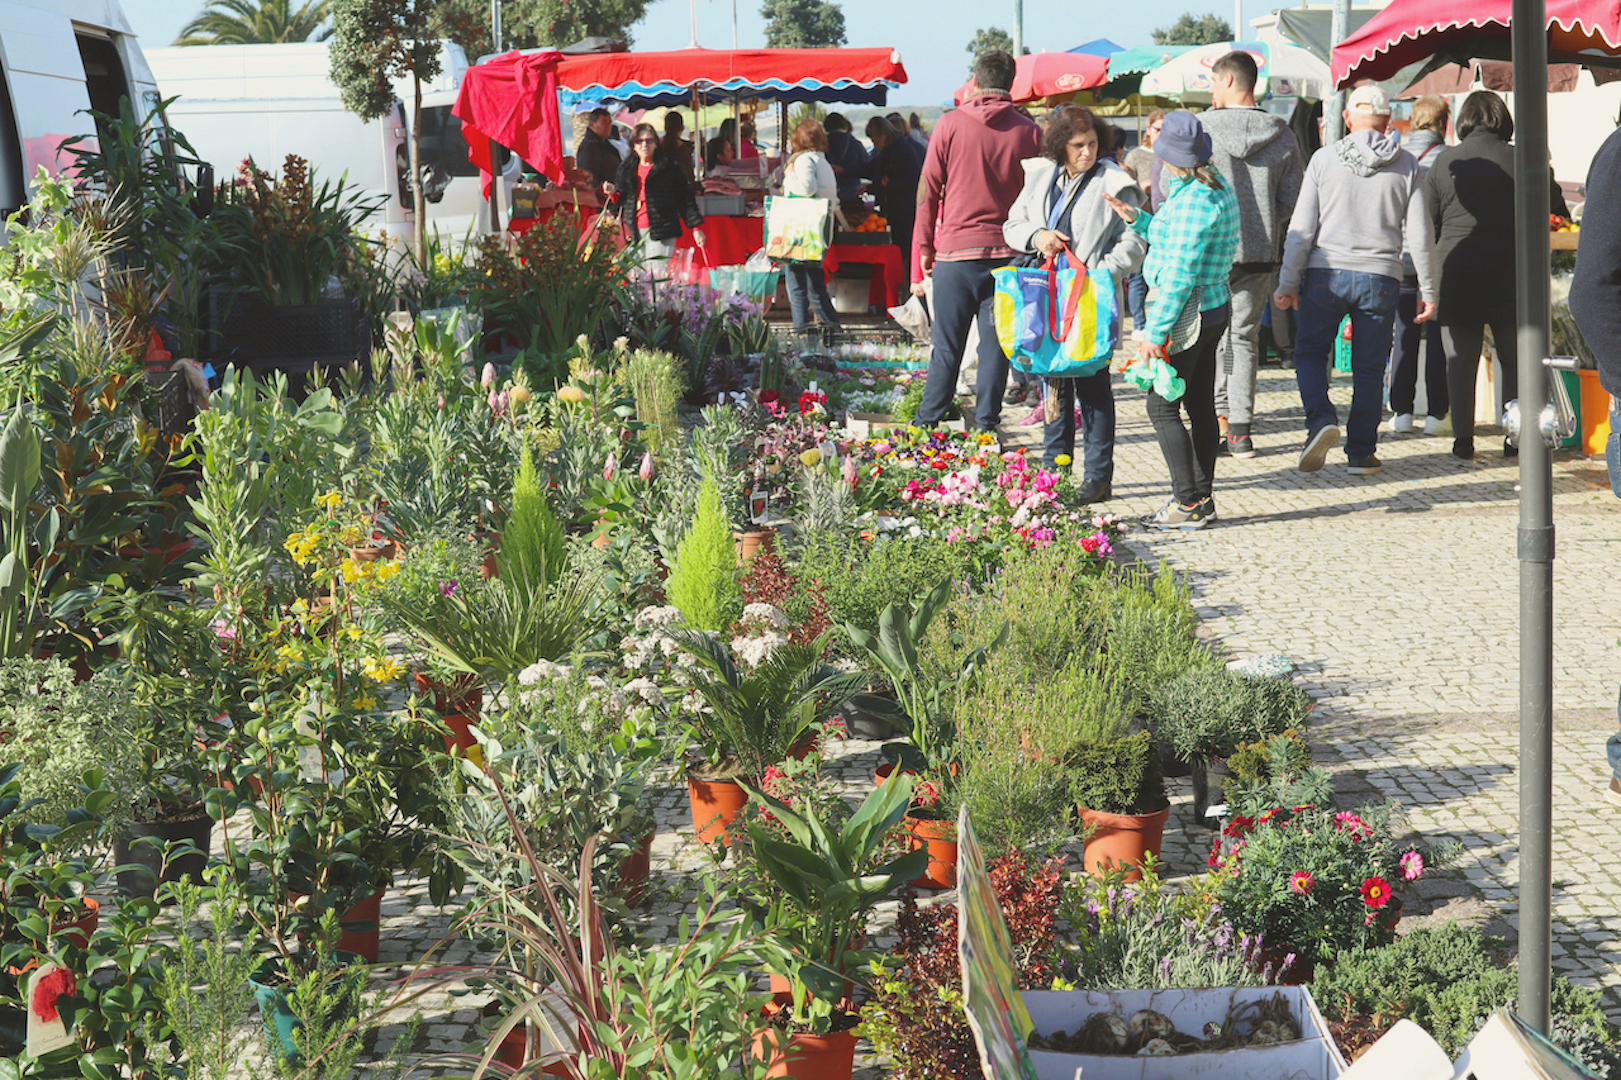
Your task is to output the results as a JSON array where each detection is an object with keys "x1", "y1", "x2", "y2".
[{"x1": 1346, "y1": 84, "x2": 1391, "y2": 115}]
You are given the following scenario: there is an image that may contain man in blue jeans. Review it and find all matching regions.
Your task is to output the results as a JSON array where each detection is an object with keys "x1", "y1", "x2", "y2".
[
  {"x1": 1566, "y1": 122, "x2": 1621, "y2": 802},
  {"x1": 914, "y1": 51, "x2": 1041, "y2": 431},
  {"x1": 1275, "y1": 86, "x2": 1437, "y2": 475}
]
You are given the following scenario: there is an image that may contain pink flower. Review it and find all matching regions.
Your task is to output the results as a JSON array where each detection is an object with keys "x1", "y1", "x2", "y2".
[
  {"x1": 481, "y1": 362, "x2": 497, "y2": 388},
  {"x1": 1400, "y1": 851, "x2": 1425, "y2": 881},
  {"x1": 210, "y1": 618, "x2": 238, "y2": 641},
  {"x1": 1289, "y1": 870, "x2": 1314, "y2": 895},
  {"x1": 639, "y1": 452, "x2": 656, "y2": 482},
  {"x1": 603, "y1": 452, "x2": 618, "y2": 481},
  {"x1": 1334, "y1": 811, "x2": 1371, "y2": 840},
  {"x1": 842, "y1": 455, "x2": 858, "y2": 487}
]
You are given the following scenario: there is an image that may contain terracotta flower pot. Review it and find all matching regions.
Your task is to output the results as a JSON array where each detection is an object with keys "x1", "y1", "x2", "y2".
[
  {"x1": 413, "y1": 671, "x2": 483, "y2": 716},
  {"x1": 687, "y1": 773, "x2": 749, "y2": 845},
  {"x1": 5, "y1": 898, "x2": 100, "y2": 977},
  {"x1": 480, "y1": 550, "x2": 500, "y2": 579},
  {"x1": 617, "y1": 830, "x2": 655, "y2": 907},
  {"x1": 336, "y1": 889, "x2": 385, "y2": 963},
  {"x1": 904, "y1": 816, "x2": 958, "y2": 889},
  {"x1": 752, "y1": 1027, "x2": 857, "y2": 1080},
  {"x1": 348, "y1": 540, "x2": 397, "y2": 563},
  {"x1": 734, "y1": 528, "x2": 777, "y2": 564},
  {"x1": 1078, "y1": 803, "x2": 1170, "y2": 883},
  {"x1": 441, "y1": 713, "x2": 481, "y2": 759}
]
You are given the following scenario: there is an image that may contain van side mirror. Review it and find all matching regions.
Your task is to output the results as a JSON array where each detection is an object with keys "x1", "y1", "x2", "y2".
[{"x1": 192, "y1": 163, "x2": 214, "y2": 218}]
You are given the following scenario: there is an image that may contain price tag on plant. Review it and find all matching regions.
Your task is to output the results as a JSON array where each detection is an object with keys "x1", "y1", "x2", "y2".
[{"x1": 26, "y1": 962, "x2": 77, "y2": 1056}]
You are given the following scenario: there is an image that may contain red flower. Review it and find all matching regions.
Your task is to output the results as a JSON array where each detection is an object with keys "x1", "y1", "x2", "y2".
[
  {"x1": 1289, "y1": 870, "x2": 1314, "y2": 895},
  {"x1": 1360, "y1": 876, "x2": 1392, "y2": 909},
  {"x1": 1223, "y1": 814, "x2": 1255, "y2": 838},
  {"x1": 914, "y1": 780, "x2": 941, "y2": 808},
  {"x1": 30, "y1": 965, "x2": 76, "y2": 1023}
]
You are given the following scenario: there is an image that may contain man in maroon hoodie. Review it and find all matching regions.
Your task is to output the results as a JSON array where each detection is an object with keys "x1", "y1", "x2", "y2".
[{"x1": 914, "y1": 50, "x2": 1041, "y2": 431}]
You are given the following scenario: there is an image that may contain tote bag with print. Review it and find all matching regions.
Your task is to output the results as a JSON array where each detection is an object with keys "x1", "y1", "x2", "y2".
[{"x1": 764, "y1": 194, "x2": 832, "y2": 262}]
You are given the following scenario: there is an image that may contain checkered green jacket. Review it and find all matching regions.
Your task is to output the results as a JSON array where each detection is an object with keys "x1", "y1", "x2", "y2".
[{"x1": 1131, "y1": 172, "x2": 1241, "y2": 348}]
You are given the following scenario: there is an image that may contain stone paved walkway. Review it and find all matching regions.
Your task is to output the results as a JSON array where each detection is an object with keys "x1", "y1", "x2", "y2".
[{"x1": 1083, "y1": 362, "x2": 1621, "y2": 1016}]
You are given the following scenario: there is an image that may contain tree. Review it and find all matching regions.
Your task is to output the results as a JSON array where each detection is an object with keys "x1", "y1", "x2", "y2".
[
  {"x1": 966, "y1": 27, "x2": 1014, "y2": 66},
  {"x1": 329, "y1": 0, "x2": 441, "y2": 265},
  {"x1": 431, "y1": 0, "x2": 649, "y2": 60},
  {"x1": 1151, "y1": 12, "x2": 1233, "y2": 46},
  {"x1": 760, "y1": 0, "x2": 846, "y2": 49},
  {"x1": 175, "y1": 0, "x2": 332, "y2": 45}
]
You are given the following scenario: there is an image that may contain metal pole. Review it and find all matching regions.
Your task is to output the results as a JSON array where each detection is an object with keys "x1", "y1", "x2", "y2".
[
  {"x1": 1013, "y1": 0, "x2": 1024, "y2": 57},
  {"x1": 1235, "y1": 0, "x2": 1243, "y2": 41},
  {"x1": 690, "y1": 0, "x2": 699, "y2": 48},
  {"x1": 1512, "y1": 0, "x2": 1554, "y2": 1036},
  {"x1": 487, "y1": 136, "x2": 506, "y2": 235},
  {"x1": 1327, "y1": 0, "x2": 1350, "y2": 141},
  {"x1": 491, "y1": 0, "x2": 502, "y2": 52}
]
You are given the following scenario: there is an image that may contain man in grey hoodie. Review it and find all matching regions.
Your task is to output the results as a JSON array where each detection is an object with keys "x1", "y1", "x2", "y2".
[
  {"x1": 1275, "y1": 85, "x2": 1437, "y2": 476},
  {"x1": 1201, "y1": 50, "x2": 1304, "y2": 460}
]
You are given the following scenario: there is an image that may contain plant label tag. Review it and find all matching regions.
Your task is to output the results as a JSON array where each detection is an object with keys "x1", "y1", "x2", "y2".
[{"x1": 26, "y1": 963, "x2": 76, "y2": 1056}]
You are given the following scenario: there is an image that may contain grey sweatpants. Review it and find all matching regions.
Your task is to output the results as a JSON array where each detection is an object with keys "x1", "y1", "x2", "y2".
[{"x1": 1214, "y1": 266, "x2": 1277, "y2": 427}]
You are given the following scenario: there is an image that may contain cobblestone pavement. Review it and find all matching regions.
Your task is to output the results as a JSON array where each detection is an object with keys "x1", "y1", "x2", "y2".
[{"x1": 203, "y1": 361, "x2": 1621, "y2": 1070}]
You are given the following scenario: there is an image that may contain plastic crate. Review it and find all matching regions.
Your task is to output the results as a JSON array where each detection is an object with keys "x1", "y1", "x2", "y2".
[{"x1": 707, "y1": 265, "x2": 781, "y2": 301}]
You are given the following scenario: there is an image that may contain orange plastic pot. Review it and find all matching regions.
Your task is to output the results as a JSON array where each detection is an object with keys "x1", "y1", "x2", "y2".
[
  {"x1": 734, "y1": 528, "x2": 777, "y2": 564},
  {"x1": 441, "y1": 713, "x2": 480, "y2": 756},
  {"x1": 904, "y1": 817, "x2": 958, "y2": 889},
  {"x1": 687, "y1": 774, "x2": 749, "y2": 845},
  {"x1": 1078, "y1": 803, "x2": 1170, "y2": 883},
  {"x1": 413, "y1": 672, "x2": 483, "y2": 716},
  {"x1": 751, "y1": 1027, "x2": 857, "y2": 1080},
  {"x1": 348, "y1": 541, "x2": 397, "y2": 562},
  {"x1": 6, "y1": 898, "x2": 100, "y2": 977}
]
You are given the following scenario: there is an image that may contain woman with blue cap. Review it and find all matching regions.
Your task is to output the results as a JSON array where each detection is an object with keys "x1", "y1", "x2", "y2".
[{"x1": 1104, "y1": 110, "x2": 1241, "y2": 529}]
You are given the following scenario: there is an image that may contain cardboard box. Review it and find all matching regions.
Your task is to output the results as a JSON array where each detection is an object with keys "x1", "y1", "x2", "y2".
[{"x1": 1021, "y1": 986, "x2": 1346, "y2": 1080}]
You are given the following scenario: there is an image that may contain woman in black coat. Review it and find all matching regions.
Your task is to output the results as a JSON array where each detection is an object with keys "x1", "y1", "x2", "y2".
[
  {"x1": 863, "y1": 115, "x2": 923, "y2": 264},
  {"x1": 1424, "y1": 91, "x2": 1552, "y2": 459},
  {"x1": 603, "y1": 122, "x2": 706, "y2": 271}
]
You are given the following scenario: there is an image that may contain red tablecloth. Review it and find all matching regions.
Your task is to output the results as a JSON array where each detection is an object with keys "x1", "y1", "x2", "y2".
[
  {"x1": 673, "y1": 216, "x2": 903, "y2": 308},
  {"x1": 508, "y1": 200, "x2": 603, "y2": 240}
]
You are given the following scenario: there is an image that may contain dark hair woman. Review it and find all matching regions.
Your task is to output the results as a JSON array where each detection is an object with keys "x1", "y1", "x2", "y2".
[
  {"x1": 1003, "y1": 105, "x2": 1146, "y2": 500},
  {"x1": 604, "y1": 121, "x2": 705, "y2": 272},
  {"x1": 864, "y1": 114, "x2": 924, "y2": 263},
  {"x1": 1424, "y1": 90, "x2": 1557, "y2": 458}
]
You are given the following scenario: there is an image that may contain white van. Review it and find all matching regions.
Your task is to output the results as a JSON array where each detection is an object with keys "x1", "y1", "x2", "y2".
[
  {"x1": 146, "y1": 41, "x2": 487, "y2": 243},
  {"x1": 0, "y1": 0, "x2": 162, "y2": 216}
]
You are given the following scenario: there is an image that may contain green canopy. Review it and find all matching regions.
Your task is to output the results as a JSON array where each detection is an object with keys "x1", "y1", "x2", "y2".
[{"x1": 1105, "y1": 44, "x2": 1196, "y2": 78}]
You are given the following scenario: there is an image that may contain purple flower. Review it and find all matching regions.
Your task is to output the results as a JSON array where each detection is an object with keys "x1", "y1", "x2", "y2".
[
  {"x1": 1158, "y1": 955, "x2": 1173, "y2": 983},
  {"x1": 440, "y1": 579, "x2": 460, "y2": 597}
]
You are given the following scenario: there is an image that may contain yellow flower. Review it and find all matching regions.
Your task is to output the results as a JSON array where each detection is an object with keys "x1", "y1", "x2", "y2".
[
  {"x1": 340, "y1": 557, "x2": 370, "y2": 582},
  {"x1": 373, "y1": 561, "x2": 400, "y2": 583},
  {"x1": 558, "y1": 385, "x2": 587, "y2": 404},
  {"x1": 507, "y1": 385, "x2": 532, "y2": 409},
  {"x1": 362, "y1": 655, "x2": 407, "y2": 682},
  {"x1": 1055, "y1": 454, "x2": 1072, "y2": 467},
  {"x1": 317, "y1": 490, "x2": 343, "y2": 511},
  {"x1": 800, "y1": 448, "x2": 822, "y2": 467},
  {"x1": 352, "y1": 693, "x2": 379, "y2": 712}
]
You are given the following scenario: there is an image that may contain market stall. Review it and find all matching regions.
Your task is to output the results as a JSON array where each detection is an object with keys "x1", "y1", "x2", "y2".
[{"x1": 1139, "y1": 40, "x2": 1332, "y2": 102}]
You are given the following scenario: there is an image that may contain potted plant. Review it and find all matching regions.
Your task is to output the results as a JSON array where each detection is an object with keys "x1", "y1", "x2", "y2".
[
  {"x1": 737, "y1": 772, "x2": 927, "y2": 1079},
  {"x1": 1066, "y1": 731, "x2": 1171, "y2": 882},
  {"x1": 675, "y1": 628, "x2": 864, "y2": 845},
  {"x1": 1150, "y1": 668, "x2": 1313, "y2": 825}
]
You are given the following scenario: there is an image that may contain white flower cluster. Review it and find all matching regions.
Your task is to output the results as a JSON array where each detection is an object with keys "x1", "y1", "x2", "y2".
[
  {"x1": 623, "y1": 605, "x2": 690, "y2": 671},
  {"x1": 729, "y1": 602, "x2": 790, "y2": 669}
]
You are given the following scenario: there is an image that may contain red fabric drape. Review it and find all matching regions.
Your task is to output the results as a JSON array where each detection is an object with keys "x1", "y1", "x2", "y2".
[{"x1": 453, "y1": 50, "x2": 565, "y2": 196}]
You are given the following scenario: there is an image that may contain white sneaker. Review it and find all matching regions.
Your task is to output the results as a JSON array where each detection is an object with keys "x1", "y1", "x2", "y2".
[
  {"x1": 1424, "y1": 414, "x2": 1450, "y2": 436},
  {"x1": 1389, "y1": 413, "x2": 1414, "y2": 434}
]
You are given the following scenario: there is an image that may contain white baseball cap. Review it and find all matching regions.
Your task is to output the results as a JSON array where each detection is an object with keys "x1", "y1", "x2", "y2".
[{"x1": 1346, "y1": 85, "x2": 1392, "y2": 115}]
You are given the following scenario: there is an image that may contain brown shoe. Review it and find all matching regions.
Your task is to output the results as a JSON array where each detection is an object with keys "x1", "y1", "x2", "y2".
[
  {"x1": 1608, "y1": 777, "x2": 1621, "y2": 806},
  {"x1": 1218, "y1": 415, "x2": 1230, "y2": 441}
]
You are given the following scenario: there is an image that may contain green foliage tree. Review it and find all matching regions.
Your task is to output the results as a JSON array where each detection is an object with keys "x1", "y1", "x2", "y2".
[
  {"x1": 966, "y1": 26, "x2": 1014, "y2": 65},
  {"x1": 430, "y1": 0, "x2": 649, "y2": 59},
  {"x1": 498, "y1": 445, "x2": 566, "y2": 594},
  {"x1": 760, "y1": 0, "x2": 846, "y2": 48},
  {"x1": 176, "y1": 0, "x2": 333, "y2": 45},
  {"x1": 1151, "y1": 11, "x2": 1233, "y2": 45},
  {"x1": 666, "y1": 473, "x2": 738, "y2": 632},
  {"x1": 328, "y1": 0, "x2": 442, "y2": 265}
]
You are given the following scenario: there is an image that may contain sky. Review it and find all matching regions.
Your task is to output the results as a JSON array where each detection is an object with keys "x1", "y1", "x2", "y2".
[{"x1": 120, "y1": 0, "x2": 1255, "y2": 108}]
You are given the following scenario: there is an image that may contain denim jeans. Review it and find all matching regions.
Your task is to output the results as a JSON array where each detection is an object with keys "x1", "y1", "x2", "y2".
[
  {"x1": 783, "y1": 260, "x2": 840, "y2": 331},
  {"x1": 919, "y1": 257, "x2": 1011, "y2": 430},
  {"x1": 1389, "y1": 274, "x2": 1448, "y2": 418},
  {"x1": 1147, "y1": 319, "x2": 1227, "y2": 506},
  {"x1": 1042, "y1": 369, "x2": 1116, "y2": 479},
  {"x1": 1127, "y1": 271, "x2": 1149, "y2": 331},
  {"x1": 1214, "y1": 266, "x2": 1276, "y2": 427},
  {"x1": 1293, "y1": 268, "x2": 1401, "y2": 461}
]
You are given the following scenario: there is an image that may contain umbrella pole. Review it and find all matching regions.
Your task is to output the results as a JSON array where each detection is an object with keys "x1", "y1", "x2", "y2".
[{"x1": 1511, "y1": 0, "x2": 1553, "y2": 1037}]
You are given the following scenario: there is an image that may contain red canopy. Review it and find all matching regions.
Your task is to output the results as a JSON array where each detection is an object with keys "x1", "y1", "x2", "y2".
[
  {"x1": 454, "y1": 50, "x2": 565, "y2": 194},
  {"x1": 953, "y1": 51, "x2": 1111, "y2": 105},
  {"x1": 1332, "y1": 0, "x2": 1621, "y2": 86},
  {"x1": 554, "y1": 47, "x2": 907, "y2": 104}
]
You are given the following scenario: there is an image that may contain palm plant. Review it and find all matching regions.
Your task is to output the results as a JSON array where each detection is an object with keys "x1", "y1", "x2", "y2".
[
  {"x1": 675, "y1": 631, "x2": 865, "y2": 781},
  {"x1": 176, "y1": 0, "x2": 333, "y2": 45}
]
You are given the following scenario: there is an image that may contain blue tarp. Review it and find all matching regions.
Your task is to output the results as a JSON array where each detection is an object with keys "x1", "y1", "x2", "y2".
[{"x1": 1069, "y1": 38, "x2": 1124, "y2": 57}]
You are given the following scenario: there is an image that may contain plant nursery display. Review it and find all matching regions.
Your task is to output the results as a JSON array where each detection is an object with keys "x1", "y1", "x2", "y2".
[{"x1": 0, "y1": 100, "x2": 1611, "y2": 1080}]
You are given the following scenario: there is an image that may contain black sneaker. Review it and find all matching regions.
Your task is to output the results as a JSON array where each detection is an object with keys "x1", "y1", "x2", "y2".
[
  {"x1": 1197, "y1": 496, "x2": 1218, "y2": 521},
  {"x1": 1451, "y1": 440, "x2": 1475, "y2": 461},
  {"x1": 1144, "y1": 498, "x2": 1214, "y2": 530},
  {"x1": 1076, "y1": 479, "x2": 1112, "y2": 504},
  {"x1": 1298, "y1": 425, "x2": 1340, "y2": 472},
  {"x1": 1503, "y1": 439, "x2": 1519, "y2": 459},
  {"x1": 1217, "y1": 438, "x2": 1233, "y2": 457},
  {"x1": 1347, "y1": 455, "x2": 1383, "y2": 475},
  {"x1": 1227, "y1": 433, "x2": 1257, "y2": 459},
  {"x1": 1003, "y1": 384, "x2": 1028, "y2": 406}
]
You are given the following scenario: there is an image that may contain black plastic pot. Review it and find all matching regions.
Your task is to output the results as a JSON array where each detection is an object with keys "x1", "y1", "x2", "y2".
[
  {"x1": 113, "y1": 811, "x2": 213, "y2": 897},
  {"x1": 1189, "y1": 757, "x2": 1233, "y2": 829}
]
